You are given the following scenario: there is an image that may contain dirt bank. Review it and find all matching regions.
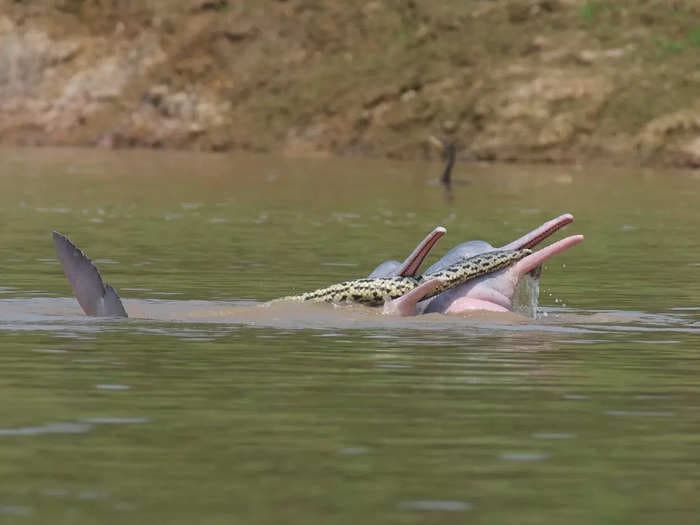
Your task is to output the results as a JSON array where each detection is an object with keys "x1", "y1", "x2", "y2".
[{"x1": 2, "y1": 0, "x2": 700, "y2": 167}]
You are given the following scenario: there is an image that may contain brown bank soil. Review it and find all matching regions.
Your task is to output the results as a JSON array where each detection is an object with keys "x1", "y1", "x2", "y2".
[{"x1": 2, "y1": 0, "x2": 700, "y2": 167}]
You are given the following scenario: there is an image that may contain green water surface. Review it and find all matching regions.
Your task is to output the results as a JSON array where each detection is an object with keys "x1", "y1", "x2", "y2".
[{"x1": 0, "y1": 149, "x2": 698, "y2": 524}]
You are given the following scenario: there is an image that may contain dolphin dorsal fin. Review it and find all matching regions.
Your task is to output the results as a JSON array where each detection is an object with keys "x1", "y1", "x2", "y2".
[{"x1": 52, "y1": 231, "x2": 128, "y2": 317}]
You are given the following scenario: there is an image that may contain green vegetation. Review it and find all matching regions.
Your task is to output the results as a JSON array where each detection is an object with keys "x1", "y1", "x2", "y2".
[{"x1": 580, "y1": 1, "x2": 603, "y2": 23}]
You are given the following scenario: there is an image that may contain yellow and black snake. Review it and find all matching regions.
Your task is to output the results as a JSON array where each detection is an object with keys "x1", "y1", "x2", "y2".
[{"x1": 280, "y1": 248, "x2": 531, "y2": 307}]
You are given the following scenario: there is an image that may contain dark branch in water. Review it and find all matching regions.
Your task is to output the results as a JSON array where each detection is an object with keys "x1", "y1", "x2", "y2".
[{"x1": 440, "y1": 142, "x2": 456, "y2": 188}]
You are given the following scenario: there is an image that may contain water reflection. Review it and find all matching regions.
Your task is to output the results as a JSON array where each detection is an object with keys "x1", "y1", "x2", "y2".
[
  {"x1": 531, "y1": 433, "x2": 576, "y2": 440},
  {"x1": 499, "y1": 452, "x2": 550, "y2": 462},
  {"x1": 0, "y1": 422, "x2": 91, "y2": 436},
  {"x1": 0, "y1": 506, "x2": 32, "y2": 516},
  {"x1": 398, "y1": 500, "x2": 472, "y2": 512}
]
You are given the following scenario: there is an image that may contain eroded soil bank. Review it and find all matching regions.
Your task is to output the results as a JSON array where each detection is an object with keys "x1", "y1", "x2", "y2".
[{"x1": 2, "y1": 0, "x2": 700, "y2": 167}]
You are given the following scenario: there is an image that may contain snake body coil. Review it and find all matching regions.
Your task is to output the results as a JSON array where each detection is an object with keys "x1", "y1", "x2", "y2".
[{"x1": 281, "y1": 249, "x2": 531, "y2": 306}]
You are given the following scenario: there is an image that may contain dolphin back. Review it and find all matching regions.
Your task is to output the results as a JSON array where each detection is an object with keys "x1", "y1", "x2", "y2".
[
  {"x1": 367, "y1": 260, "x2": 402, "y2": 278},
  {"x1": 52, "y1": 231, "x2": 128, "y2": 317},
  {"x1": 425, "y1": 240, "x2": 495, "y2": 274}
]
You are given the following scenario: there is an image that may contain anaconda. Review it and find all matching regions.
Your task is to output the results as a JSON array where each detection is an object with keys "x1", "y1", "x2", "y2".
[{"x1": 281, "y1": 248, "x2": 531, "y2": 307}]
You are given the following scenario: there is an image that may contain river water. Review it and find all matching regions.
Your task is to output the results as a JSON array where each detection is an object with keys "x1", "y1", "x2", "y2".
[{"x1": 0, "y1": 148, "x2": 698, "y2": 524}]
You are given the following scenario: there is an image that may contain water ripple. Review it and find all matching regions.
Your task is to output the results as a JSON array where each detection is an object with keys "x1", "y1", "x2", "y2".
[
  {"x1": 500, "y1": 452, "x2": 550, "y2": 462},
  {"x1": 0, "y1": 505, "x2": 32, "y2": 516},
  {"x1": 398, "y1": 500, "x2": 472, "y2": 512},
  {"x1": 0, "y1": 422, "x2": 92, "y2": 436}
]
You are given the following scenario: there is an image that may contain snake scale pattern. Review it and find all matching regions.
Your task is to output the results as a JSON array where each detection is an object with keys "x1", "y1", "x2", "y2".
[{"x1": 281, "y1": 249, "x2": 531, "y2": 307}]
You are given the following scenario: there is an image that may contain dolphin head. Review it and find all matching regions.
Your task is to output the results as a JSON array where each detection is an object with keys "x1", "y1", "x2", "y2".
[
  {"x1": 383, "y1": 214, "x2": 582, "y2": 316},
  {"x1": 422, "y1": 234, "x2": 583, "y2": 315}
]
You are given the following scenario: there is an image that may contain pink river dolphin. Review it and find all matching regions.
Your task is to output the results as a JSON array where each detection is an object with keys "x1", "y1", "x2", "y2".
[
  {"x1": 377, "y1": 214, "x2": 583, "y2": 316},
  {"x1": 52, "y1": 214, "x2": 582, "y2": 319}
]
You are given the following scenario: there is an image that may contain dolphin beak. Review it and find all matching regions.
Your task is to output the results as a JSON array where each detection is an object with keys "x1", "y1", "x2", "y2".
[
  {"x1": 512, "y1": 234, "x2": 585, "y2": 275},
  {"x1": 383, "y1": 277, "x2": 446, "y2": 316},
  {"x1": 500, "y1": 213, "x2": 574, "y2": 251},
  {"x1": 396, "y1": 226, "x2": 446, "y2": 276}
]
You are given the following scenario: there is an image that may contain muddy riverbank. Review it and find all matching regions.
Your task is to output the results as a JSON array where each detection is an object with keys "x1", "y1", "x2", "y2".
[{"x1": 2, "y1": 0, "x2": 700, "y2": 167}]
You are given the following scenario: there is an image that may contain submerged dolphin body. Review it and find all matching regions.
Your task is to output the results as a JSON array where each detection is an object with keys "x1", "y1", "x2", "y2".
[{"x1": 383, "y1": 214, "x2": 583, "y2": 316}]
